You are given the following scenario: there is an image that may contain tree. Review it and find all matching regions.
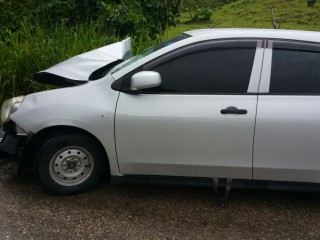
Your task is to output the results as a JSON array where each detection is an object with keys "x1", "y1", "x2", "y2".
[
  {"x1": 269, "y1": 3, "x2": 281, "y2": 29},
  {"x1": 0, "y1": 0, "x2": 182, "y2": 38},
  {"x1": 99, "y1": 0, "x2": 181, "y2": 37}
]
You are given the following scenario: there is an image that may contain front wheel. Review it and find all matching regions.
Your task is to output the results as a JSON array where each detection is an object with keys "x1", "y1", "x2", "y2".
[{"x1": 34, "y1": 133, "x2": 107, "y2": 195}]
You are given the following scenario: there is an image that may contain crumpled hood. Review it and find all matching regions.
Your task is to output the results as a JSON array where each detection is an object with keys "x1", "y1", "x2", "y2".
[{"x1": 34, "y1": 37, "x2": 132, "y2": 86}]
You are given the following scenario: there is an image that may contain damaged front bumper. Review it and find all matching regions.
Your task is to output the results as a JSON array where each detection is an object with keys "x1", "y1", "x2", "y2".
[{"x1": 0, "y1": 127, "x2": 27, "y2": 158}]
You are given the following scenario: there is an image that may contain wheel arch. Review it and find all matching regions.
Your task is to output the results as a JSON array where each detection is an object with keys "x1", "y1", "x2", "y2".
[{"x1": 19, "y1": 125, "x2": 110, "y2": 177}]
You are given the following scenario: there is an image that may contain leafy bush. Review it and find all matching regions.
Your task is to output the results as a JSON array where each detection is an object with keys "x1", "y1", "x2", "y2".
[
  {"x1": 0, "y1": 0, "x2": 182, "y2": 40},
  {"x1": 0, "y1": 0, "x2": 42, "y2": 37},
  {"x1": 99, "y1": 0, "x2": 181, "y2": 37},
  {"x1": 185, "y1": 6, "x2": 213, "y2": 22},
  {"x1": 0, "y1": 0, "x2": 102, "y2": 32},
  {"x1": 307, "y1": 0, "x2": 317, "y2": 6}
]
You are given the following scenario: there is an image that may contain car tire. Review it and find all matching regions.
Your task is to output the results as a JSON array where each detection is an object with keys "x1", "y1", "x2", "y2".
[{"x1": 34, "y1": 133, "x2": 107, "y2": 195}]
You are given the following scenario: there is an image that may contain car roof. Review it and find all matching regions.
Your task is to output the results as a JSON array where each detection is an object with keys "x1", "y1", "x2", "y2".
[
  {"x1": 184, "y1": 28, "x2": 320, "y2": 43},
  {"x1": 112, "y1": 28, "x2": 320, "y2": 80}
]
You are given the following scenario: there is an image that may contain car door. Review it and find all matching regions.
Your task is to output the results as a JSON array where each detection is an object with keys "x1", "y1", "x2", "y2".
[
  {"x1": 254, "y1": 40, "x2": 320, "y2": 183},
  {"x1": 115, "y1": 39, "x2": 264, "y2": 179}
]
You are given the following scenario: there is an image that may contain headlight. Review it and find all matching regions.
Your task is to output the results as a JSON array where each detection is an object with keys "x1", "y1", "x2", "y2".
[{"x1": 0, "y1": 96, "x2": 25, "y2": 124}]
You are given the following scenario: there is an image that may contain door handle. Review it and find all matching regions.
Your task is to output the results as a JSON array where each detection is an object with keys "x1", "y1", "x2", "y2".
[{"x1": 221, "y1": 106, "x2": 247, "y2": 115}]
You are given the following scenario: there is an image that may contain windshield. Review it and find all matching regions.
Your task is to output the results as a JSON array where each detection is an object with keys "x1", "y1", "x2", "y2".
[{"x1": 109, "y1": 34, "x2": 190, "y2": 74}]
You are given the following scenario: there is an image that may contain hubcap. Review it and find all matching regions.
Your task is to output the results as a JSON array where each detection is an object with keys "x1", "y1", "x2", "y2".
[{"x1": 49, "y1": 147, "x2": 94, "y2": 186}]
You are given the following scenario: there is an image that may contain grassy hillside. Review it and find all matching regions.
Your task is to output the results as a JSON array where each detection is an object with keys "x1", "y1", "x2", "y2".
[{"x1": 167, "y1": 0, "x2": 320, "y2": 37}]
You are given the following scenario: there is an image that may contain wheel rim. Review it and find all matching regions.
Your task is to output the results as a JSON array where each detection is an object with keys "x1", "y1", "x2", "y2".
[{"x1": 49, "y1": 146, "x2": 94, "y2": 186}]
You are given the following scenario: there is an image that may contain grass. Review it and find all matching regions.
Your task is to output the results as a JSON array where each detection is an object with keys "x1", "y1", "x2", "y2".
[
  {"x1": 167, "y1": 0, "x2": 320, "y2": 37},
  {"x1": 0, "y1": 21, "x2": 162, "y2": 102},
  {"x1": 0, "y1": 21, "x2": 108, "y2": 101}
]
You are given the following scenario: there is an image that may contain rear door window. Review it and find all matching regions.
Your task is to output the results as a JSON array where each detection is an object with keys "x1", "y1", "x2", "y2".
[{"x1": 269, "y1": 41, "x2": 320, "y2": 94}]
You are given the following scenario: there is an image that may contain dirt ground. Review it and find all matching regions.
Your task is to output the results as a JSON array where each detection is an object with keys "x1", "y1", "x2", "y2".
[{"x1": 0, "y1": 158, "x2": 320, "y2": 240}]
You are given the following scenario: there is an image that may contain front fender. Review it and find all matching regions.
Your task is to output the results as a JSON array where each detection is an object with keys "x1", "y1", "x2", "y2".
[{"x1": 10, "y1": 76, "x2": 121, "y2": 176}]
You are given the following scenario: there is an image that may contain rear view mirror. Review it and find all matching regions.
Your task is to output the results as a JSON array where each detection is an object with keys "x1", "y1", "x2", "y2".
[{"x1": 130, "y1": 71, "x2": 161, "y2": 90}]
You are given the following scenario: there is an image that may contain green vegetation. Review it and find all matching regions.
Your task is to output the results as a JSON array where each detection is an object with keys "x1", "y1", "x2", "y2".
[
  {"x1": 1, "y1": 0, "x2": 320, "y2": 103},
  {"x1": 0, "y1": 21, "x2": 163, "y2": 102},
  {"x1": 99, "y1": 0, "x2": 181, "y2": 37},
  {"x1": 185, "y1": 6, "x2": 213, "y2": 23},
  {"x1": 1, "y1": 21, "x2": 109, "y2": 100},
  {"x1": 0, "y1": 0, "x2": 181, "y2": 40},
  {"x1": 308, "y1": 0, "x2": 317, "y2": 7},
  {"x1": 182, "y1": 0, "x2": 236, "y2": 9},
  {"x1": 0, "y1": 0, "x2": 178, "y2": 102},
  {"x1": 168, "y1": 0, "x2": 320, "y2": 37},
  {"x1": 0, "y1": 0, "x2": 103, "y2": 38},
  {"x1": 210, "y1": 0, "x2": 320, "y2": 30}
]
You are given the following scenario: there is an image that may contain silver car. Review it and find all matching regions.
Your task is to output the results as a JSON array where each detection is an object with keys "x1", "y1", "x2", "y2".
[{"x1": 1, "y1": 28, "x2": 320, "y2": 195}]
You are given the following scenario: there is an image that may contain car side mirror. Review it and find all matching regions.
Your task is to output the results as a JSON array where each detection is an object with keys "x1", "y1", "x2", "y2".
[{"x1": 130, "y1": 71, "x2": 161, "y2": 91}]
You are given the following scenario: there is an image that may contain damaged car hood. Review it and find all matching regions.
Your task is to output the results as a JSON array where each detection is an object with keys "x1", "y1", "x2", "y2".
[{"x1": 34, "y1": 37, "x2": 132, "y2": 86}]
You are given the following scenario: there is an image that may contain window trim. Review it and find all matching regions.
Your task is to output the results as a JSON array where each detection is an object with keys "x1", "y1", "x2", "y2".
[{"x1": 120, "y1": 38, "x2": 264, "y2": 95}]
